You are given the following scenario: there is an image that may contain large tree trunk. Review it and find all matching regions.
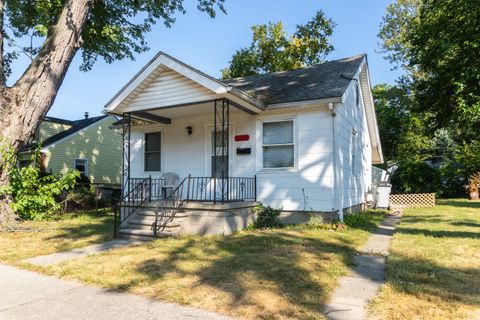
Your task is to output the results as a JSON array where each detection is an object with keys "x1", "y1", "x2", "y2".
[{"x1": 0, "y1": 0, "x2": 94, "y2": 223}]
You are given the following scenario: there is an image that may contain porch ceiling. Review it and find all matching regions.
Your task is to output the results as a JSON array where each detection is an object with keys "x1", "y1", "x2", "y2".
[
  {"x1": 144, "y1": 101, "x2": 213, "y2": 119},
  {"x1": 128, "y1": 98, "x2": 258, "y2": 124}
]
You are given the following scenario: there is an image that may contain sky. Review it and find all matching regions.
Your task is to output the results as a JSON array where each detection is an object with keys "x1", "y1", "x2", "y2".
[{"x1": 10, "y1": 0, "x2": 403, "y2": 120}]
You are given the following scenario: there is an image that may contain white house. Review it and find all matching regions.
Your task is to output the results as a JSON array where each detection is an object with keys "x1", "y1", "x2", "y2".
[{"x1": 105, "y1": 52, "x2": 383, "y2": 239}]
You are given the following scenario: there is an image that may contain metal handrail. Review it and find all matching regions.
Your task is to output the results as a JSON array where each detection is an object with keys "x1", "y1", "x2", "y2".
[
  {"x1": 117, "y1": 175, "x2": 257, "y2": 239},
  {"x1": 113, "y1": 177, "x2": 150, "y2": 238},
  {"x1": 151, "y1": 175, "x2": 257, "y2": 239},
  {"x1": 152, "y1": 175, "x2": 189, "y2": 239}
]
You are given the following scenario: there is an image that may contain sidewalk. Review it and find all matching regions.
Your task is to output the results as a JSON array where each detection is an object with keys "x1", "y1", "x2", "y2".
[
  {"x1": 23, "y1": 239, "x2": 141, "y2": 267},
  {"x1": 324, "y1": 214, "x2": 402, "y2": 320},
  {"x1": 0, "y1": 263, "x2": 230, "y2": 320}
]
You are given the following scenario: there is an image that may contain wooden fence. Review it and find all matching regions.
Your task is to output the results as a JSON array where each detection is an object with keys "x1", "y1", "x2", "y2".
[{"x1": 389, "y1": 193, "x2": 436, "y2": 209}]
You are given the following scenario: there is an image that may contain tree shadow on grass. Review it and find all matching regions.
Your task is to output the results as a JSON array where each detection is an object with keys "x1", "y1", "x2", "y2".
[
  {"x1": 437, "y1": 200, "x2": 480, "y2": 209},
  {"x1": 386, "y1": 253, "x2": 480, "y2": 307},
  {"x1": 44, "y1": 213, "x2": 113, "y2": 242},
  {"x1": 450, "y1": 220, "x2": 480, "y2": 228},
  {"x1": 109, "y1": 231, "x2": 361, "y2": 318},
  {"x1": 396, "y1": 227, "x2": 479, "y2": 239},
  {"x1": 400, "y1": 214, "x2": 445, "y2": 224}
]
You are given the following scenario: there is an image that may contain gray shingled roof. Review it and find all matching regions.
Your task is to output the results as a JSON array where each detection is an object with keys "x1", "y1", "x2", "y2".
[
  {"x1": 41, "y1": 115, "x2": 108, "y2": 147},
  {"x1": 43, "y1": 116, "x2": 75, "y2": 126},
  {"x1": 224, "y1": 54, "x2": 365, "y2": 106}
]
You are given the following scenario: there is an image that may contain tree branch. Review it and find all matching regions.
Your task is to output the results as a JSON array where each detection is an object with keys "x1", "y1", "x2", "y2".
[
  {"x1": 1, "y1": 0, "x2": 94, "y2": 149},
  {"x1": 16, "y1": 0, "x2": 93, "y2": 90}
]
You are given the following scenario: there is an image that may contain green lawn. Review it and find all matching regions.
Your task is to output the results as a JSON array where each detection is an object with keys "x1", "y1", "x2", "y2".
[
  {"x1": 369, "y1": 199, "x2": 480, "y2": 320},
  {"x1": 0, "y1": 212, "x2": 113, "y2": 265},
  {"x1": 42, "y1": 215, "x2": 384, "y2": 320}
]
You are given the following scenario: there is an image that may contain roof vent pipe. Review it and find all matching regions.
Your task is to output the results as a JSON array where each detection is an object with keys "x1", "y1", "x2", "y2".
[{"x1": 84, "y1": 112, "x2": 89, "y2": 119}]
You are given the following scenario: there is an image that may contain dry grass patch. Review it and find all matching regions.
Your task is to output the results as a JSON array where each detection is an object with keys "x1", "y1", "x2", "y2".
[
  {"x1": 0, "y1": 212, "x2": 113, "y2": 265},
  {"x1": 46, "y1": 217, "x2": 383, "y2": 320},
  {"x1": 369, "y1": 199, "x2": 480, "y2": 320}
]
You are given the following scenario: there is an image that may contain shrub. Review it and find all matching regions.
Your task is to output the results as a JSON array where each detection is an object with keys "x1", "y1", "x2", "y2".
[
  {"x1": 252, "y1": 204, "x2": 283, "y2": 229},
  {"x1": 305, "y1": 214, "x2": 326, "y2": 228},
  {"x1": 0, "y1": 142, "x2": 79, "y2": 220},
  {"x1": 343, "y1": 212, "x2": 371, "y2": 228},
  {"x1": 342, "y1": 210, "x2": 387, "y2": 230},
  {"x1": 64, "y1": 186, "x2": 97, "y2": 212}
]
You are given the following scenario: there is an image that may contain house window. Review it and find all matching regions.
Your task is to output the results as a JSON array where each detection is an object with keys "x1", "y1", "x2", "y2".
[
  {"x1": 145, "y1": 132, "x2": 161, "y2": 171},
  {"x1": 74, "y1": 159, "x2": 88, "y2": 175},
  {"x1": 262, "y1": 120, "x2": 294, "y2": 169}
]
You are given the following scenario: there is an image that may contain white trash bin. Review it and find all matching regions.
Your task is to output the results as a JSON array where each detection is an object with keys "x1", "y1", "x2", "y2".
[{"x1": 375, "y1": 183, "x2": 392, "y2": 209}]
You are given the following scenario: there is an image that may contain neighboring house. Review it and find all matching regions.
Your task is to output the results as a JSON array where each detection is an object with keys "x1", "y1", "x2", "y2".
[
  {"x1": 21, "y1": 114, "x2": 122, "y2": 187},
  {"x1": 105, "y1": 52, "x2": 383, "y2": 239}
]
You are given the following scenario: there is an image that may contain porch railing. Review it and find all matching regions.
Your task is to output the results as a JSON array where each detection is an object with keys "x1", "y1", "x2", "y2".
[
  {"x1": 127, "y1": 176, "x2": 256, "y2": 203},
  {"x1": 152, "y1": 176, "x2": 189, "y2": 239},
  {"x1": 129, "y1": 177, "x2": 165, "y2": 201},
  {"x1": 117, "y1": 175, "x2": 257, "y2": 238},
  {"x1": 113, "y1": 177, "x2": 150, "y2": 238},
  {"x1": 188, "y1": 176, "x2": 256, "y2": 202},
  {"x1": 151, "y1": 175, "x2": 256, "y2": 239}
]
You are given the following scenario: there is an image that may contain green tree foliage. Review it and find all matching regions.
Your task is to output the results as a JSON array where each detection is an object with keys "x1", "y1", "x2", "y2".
[
  {"x1": 372, "y1": 83, "x2": 430, "y2": 164},
  {"x1": 378, "y1": 0, "x2": 480, "y2": 196},
  {"x1": 0, "y1": 0, "x2": 226, "y2": 220},
  {"x1": 390, "y1": 161, "x2": 441, "y2": 194},
  {"x1": 3, "y1": 0, "x2": 226, "y2": 77},
  {"x1": 379, "y1": 0, "x2": 480, "y2": 133},
  {"x1": 221, "y1": 11, "x2": 335, "y2": 79},
  {"x1": 373, "y1": 84, "x2": 468, "y2": 196},
  {"x1": 0, "y1": 141, "x2": 79, "y2": 220}
]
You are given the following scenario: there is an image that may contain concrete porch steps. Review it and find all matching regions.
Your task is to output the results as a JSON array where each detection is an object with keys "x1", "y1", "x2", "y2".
[
  {"x1": 119, "y1": 208, "x2": 184, "y2": 240},
  {"x1": 118, "y1": 201, "x2": 258, "y2": 240}
]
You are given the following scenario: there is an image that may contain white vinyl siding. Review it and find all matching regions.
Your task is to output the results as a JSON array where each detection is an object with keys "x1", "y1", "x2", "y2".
[
  {"x1": 262, "y1": 121, "x2": 294, "y2": 169},
  {"x1": 334, "y1": 77, "x2": 373, "y2": 210},
  {"x1": 129, "y1": 107, "x2": 336, "y2": 211},
  {"x1": 124, "y1": 66, "x2": 218, "y2": 112}
]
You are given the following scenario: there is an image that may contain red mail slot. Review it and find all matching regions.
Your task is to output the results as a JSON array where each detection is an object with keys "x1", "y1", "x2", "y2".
[{"x1": 235, "y1": 134, "x2": 249, "y2": 142}]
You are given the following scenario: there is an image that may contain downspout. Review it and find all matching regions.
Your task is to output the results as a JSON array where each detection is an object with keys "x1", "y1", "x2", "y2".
[{"x1": 329, "y1": 102, "x2": 342, "y2": 221}]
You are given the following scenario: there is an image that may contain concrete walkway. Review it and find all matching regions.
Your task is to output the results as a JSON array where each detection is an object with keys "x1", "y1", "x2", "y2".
[
  {"x1": 0, "y1": 263, "x2": 230, "y2": 320},
  {"x1": 324, "y1": 214, "x2": 402, "y2": 320},
  {"x1": 23, "y1": 239, "x2": 141, "y2": 266}
]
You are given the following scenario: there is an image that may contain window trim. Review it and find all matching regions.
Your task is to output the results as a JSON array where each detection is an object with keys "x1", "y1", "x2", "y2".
[
  {"x1": 74, "y1": 158, "x2": 88, "y2": 175},
  {"x1": 144, "y1": 131, "x2": 162, "y2": 172},
  {"x1": 258, "y1": 117, "x2": 297, "y2": 172}
]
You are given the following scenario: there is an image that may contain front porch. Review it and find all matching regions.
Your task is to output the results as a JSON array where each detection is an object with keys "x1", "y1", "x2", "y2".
[
  {"x1": 104, "y1": 54, "x2": 267, "y2": 239},
  {"x1": 115, "y1": 176, "x2": 258, "y2": 240},
  {"x1": 114, "y1": 97, "x2": 260, "y2": 240}
]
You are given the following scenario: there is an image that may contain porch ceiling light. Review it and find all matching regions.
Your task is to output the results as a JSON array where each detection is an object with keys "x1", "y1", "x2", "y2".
[{"x1": 186, "y1": 125, "x2": 193, "y2": 136}]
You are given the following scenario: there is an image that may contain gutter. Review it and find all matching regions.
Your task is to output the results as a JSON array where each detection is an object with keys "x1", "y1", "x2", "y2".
[
  {"x1": 226, "y1": 86, "x2": 265, "y2": 111},
  {"x1": 267, "y1": 97, "x2": 342, "y2": 110}
]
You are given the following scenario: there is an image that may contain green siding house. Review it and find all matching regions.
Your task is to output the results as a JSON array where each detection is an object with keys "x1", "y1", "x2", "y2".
[{"x1": 23, "y1": 115, "x2": 122, "y2": 187}]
